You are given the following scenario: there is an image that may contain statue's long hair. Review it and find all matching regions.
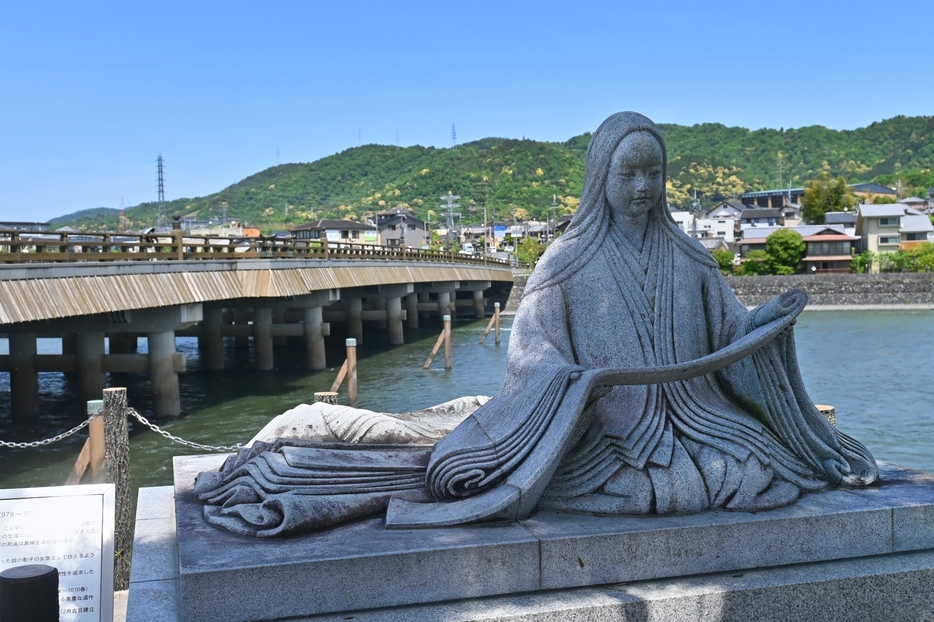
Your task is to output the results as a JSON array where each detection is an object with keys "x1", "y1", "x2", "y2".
[{"x1": 527, "y1": 111, "x2": 716, "y2": 294}]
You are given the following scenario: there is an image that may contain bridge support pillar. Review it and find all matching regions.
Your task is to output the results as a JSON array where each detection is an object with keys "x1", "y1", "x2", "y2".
[
  {"x1": 254, "y1": 307, "x2": 274, "y2": 371},
  {"x1": 473, "y1": 290, "x2": 485, "y2": 319},
  {"x1": 387, "y1": 297, "x2": 404, "y2": 345},
  {"x1": 233, "y1": 309, "x2": 250, "y2": 349},
  {"x1": 347, "y1": 298, "x2": 363, "y2": 345},
  {"x1": 9, "y1": 333, "x2": 39, "y2": 418},
  {"x1": 147, "y1": 331, "x2": 180, "y2": 417},
  {"x1": 272, "y1": 308, "x2": 288, "y2": 347},
  {"x1": 405, "y1": 293, "x2": 419, "y2": 329},
  {"x1": 418, "y1": 293, "x2": 430, "y2": 320},
  {"x1": 61, "y1": 333, "x2": 78, "y2": 380},
  {"x1": 374, "y1": 298, "x2": 388, "y2": 330},
  {"x1": 108, "y1": 333, "x2": 134, "y2": 386},
  {"x1": 437, "y1": 291, "x2": 452, "y2": 319},
  {"x1": 202, "y1": 307, "x2": 225, "y2": 371},
  {"x1": 76, "y1": 331, "x2": 106, "y2": 402},
  {"x1": 303, "y1": 306, "x2": 326, "y2": 370}
]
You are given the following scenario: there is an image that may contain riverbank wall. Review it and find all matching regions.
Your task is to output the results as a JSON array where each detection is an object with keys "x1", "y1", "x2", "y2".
[{"x1": 503, "y1": 272, "x2": 934, "y2": 312}]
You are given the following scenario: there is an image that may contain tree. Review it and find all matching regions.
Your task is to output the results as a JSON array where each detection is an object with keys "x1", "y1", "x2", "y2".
[
  {"x1": 870, "y1": 195, "x2": 897, "y2": 204},
  {"x1": 850, "y1": 250, "x2": 875, "y2": 274},
  {"x1": 516, "y1": 236, "x2": 546, "y2": 265},
  {"x1": 738, "y1": 250, "x2": 770, "y2": 275},
  {"x1": 711, "y1": 249, "x2": 735, "y2": 275},
  {"x1": 765, "y1": 229, "x2": 805, "y2": 275},
  {"x1": 801, "y1": 173, "x2": 856, "y2": 224}
]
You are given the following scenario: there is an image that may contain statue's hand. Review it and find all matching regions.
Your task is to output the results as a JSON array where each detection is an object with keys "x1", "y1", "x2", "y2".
[{"x1": 750, "y1": 288, "x2": 807, "y2": 330}]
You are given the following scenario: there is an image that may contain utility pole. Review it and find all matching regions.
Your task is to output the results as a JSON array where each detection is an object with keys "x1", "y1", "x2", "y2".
[
  {"x1": 440, "y1": 192, "x2": 461, "y2": 252},
  {"x1": 156, "y1": 154, "x2": 167, "y2": 232},
  {"x1": 479, "y1": 178, "x2": 490, "y2": 254},
  {"x1": 550, "y1": 194, "x2": 558, "y2": 244}
]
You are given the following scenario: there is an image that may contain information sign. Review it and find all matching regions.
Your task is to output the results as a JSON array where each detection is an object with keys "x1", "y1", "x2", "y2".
[
  {"x1": 0, "y1": 485, "x2": 114, "y2": 622},
  {"x1": 493, "y1": 225, "x2": 507, "y2": 239}
]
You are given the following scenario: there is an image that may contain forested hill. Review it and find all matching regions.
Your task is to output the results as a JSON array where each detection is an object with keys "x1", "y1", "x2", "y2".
[{"x1": 55, "y1": 115, "x2": 934, "y2": 232}]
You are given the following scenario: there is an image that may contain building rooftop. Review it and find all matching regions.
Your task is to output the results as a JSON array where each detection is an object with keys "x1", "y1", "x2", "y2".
[
  {"x1": 900, "y1": 214, "x2": 934, "y2": 234},
  {"x1": 290, "y1": 219, "x2": 377, "y2": 231},
  {"x1": 857, "y1": 204, "x2": 906, "y2": 218}
]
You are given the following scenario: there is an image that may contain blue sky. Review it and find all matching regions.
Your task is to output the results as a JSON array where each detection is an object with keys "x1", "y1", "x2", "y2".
[{"x1": 1, "y1": 0, "x2": 931, "y2": 222}]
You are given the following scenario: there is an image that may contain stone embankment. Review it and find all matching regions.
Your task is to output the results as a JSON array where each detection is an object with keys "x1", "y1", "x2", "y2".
[{"x1": 504, "y1": 272, "x2": 934, "y2": 312}]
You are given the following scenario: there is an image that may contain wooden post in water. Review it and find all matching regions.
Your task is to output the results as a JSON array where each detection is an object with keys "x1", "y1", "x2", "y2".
[
  {"x1": 346, "y1": 338, "x2": 358, "y2": 408},
  {"x1": 443, "y1": 314, "x2": 452, "y2": 370},
  {"x1": 101, "y1": 388, "x2": 132, "y2": 591},
  {"x1": 479, "y1": 302, "x2": 502, "y2": 345}
]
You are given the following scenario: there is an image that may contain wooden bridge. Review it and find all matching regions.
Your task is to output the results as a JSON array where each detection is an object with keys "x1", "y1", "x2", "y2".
[{"x1": 0, "y1": 230, "x2": 514, "y2": 418}]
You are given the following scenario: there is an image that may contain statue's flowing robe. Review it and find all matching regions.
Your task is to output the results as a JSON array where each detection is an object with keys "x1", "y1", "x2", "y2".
[{"x1": 196, "y1": 220, "x2": 877, "y2": 537}]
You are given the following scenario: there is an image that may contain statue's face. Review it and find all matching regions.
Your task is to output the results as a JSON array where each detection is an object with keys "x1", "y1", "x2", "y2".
[{"x1": 604, "y1": 131, "x2": 664, "y2": 219}]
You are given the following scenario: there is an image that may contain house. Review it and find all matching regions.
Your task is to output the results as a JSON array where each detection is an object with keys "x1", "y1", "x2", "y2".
[
  {"x1": 899, "y1": 213, "x2": 934, "y2": 250},
  {"x1": 739, "y1": 208, "x2": 782, "y2": 229},
  {"x1": 737, "y1": 224, "x2": 846, "y2": 258},
  {"x1": 698, "y1": 237, "x2": 730, "y2": 253},
  {"x1": 900, "y1": 197, "x2": 928, "y2": 212},
  {"x1": 670, "y1": 206, "x2": 737, "y2": 243},
  {"x1": 850, "y1": 182, "x2": 897, "y2": 201},
  {"x1": 699, "y1": 200, "x2": 747, "y2": 219},
  {"x1": 289, "y1": 219, "x2": 379, "y2": 244},
  {"x1": 824, "y1": 211, "x2": 857, "y2": 237},
  {"x1": 741, "y1": 188, "x2": 806, "y2": 209},
  {"x1": 375, "y1": 208, "x2": 430, "y2": 248},
  {"x1": 856, "y1": 203, "x2": 934, "y2": 271},
  {"x1": 801, "y1": 228, "x2": 859, "y2": 274}
]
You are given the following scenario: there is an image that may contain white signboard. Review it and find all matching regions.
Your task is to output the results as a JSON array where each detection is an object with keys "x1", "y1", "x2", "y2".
[
  {"x1": 325, "y1": 230, "x2": 341, "y2": 242},
  {"x1": 0, "y1": 485, "x2": 114, "y2": 622}
]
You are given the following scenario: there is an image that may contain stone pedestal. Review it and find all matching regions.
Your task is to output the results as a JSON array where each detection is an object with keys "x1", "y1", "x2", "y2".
[{"x1": 125, "y1": 460, "x2": 934, "y2": 622}]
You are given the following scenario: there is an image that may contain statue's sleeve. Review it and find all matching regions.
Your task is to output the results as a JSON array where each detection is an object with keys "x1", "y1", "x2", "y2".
[{"x1": 505, "y1": 282, "x2": 576, "y2": 379}]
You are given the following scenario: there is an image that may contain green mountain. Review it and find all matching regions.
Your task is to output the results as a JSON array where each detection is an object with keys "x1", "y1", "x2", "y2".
[
  {"x1": 55, "y1": 115, "x2": 934, "y2": 232},
  {"x1": 49, "y1": 207, "x2": 121, "y2": 227}
]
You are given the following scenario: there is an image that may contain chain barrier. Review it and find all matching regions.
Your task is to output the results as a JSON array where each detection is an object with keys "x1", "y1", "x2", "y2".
[
  {"x1": 126, "y1": 408, "x2": 243, "y2": 452},
  {"x1": 0, "y1": 419, "x2": 90, "y2": 449}
]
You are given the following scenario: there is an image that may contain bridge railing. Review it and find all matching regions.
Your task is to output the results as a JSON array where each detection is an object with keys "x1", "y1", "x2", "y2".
[{"x1": 0, "y1": 230, "x2": 510, "y2": 267}]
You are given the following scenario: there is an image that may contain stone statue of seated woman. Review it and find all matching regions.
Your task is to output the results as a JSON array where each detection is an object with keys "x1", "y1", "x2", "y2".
[{"x1": 195, "y1": 111, "x2": 879, "y2": 537}]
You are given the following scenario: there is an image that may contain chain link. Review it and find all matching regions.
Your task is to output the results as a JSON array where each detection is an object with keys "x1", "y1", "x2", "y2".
[
  {"x1": 0, "y1": 419, "x2": 90, "y2": 449},
  {"x1": 127, "y1": 408, "x2": 242, "y2": 452}
]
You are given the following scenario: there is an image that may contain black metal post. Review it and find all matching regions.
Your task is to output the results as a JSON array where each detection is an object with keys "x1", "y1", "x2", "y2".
[{"x1": 0, "y1": 564, "x2": 59, "y2": 622}]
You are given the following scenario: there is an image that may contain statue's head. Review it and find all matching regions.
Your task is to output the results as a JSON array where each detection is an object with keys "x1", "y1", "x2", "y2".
[
  {"x1": 604, "y1": 130, "x2": 665, "y2": 223},
  {"x1": 564, "y1": 112, "x2": 670, "y2": 237}
]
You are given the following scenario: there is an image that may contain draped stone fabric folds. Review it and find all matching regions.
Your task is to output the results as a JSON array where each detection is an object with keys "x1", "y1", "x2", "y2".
[{"x1": 195, "y1": 111, "x2": 879, "y2": 538}]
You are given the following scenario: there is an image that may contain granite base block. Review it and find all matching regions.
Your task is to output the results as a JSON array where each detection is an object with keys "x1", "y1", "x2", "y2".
[{"x1": 128, "y1": 458, "x2": 934, "y2": 622}]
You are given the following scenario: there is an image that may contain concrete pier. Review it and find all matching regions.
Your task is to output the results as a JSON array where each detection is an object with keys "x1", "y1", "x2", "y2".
[
  {"x1": 9, "y1": 332, "x2": 39, "y2": 418},
  {"x1": 386, "y1": 297, "x2": 403, "y2": 346},
  {"x1": 472, "y1": 290, "x2": 485, "y2": 319},
  {"x1": 201, "y1": 307, "x2": 225, "y2": 371},
  {"x1": 303, "y1": 306, "x2": 326, "y2": 370},
  {"x1": 405, "y1": 293, "x2": 419, "y2": 329},
  {"x1": 77, "y1": 331, "x2": 106, "y2": 403},
  {"x1": 147, "y1": 331, "x2": 180, "y2": 417},
  {"x1": 347, "y1": 298, "x2": 363, "y2": 345},
  {"x1": 253, "y1": 307, "x2": 274, "y2": 371}
]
